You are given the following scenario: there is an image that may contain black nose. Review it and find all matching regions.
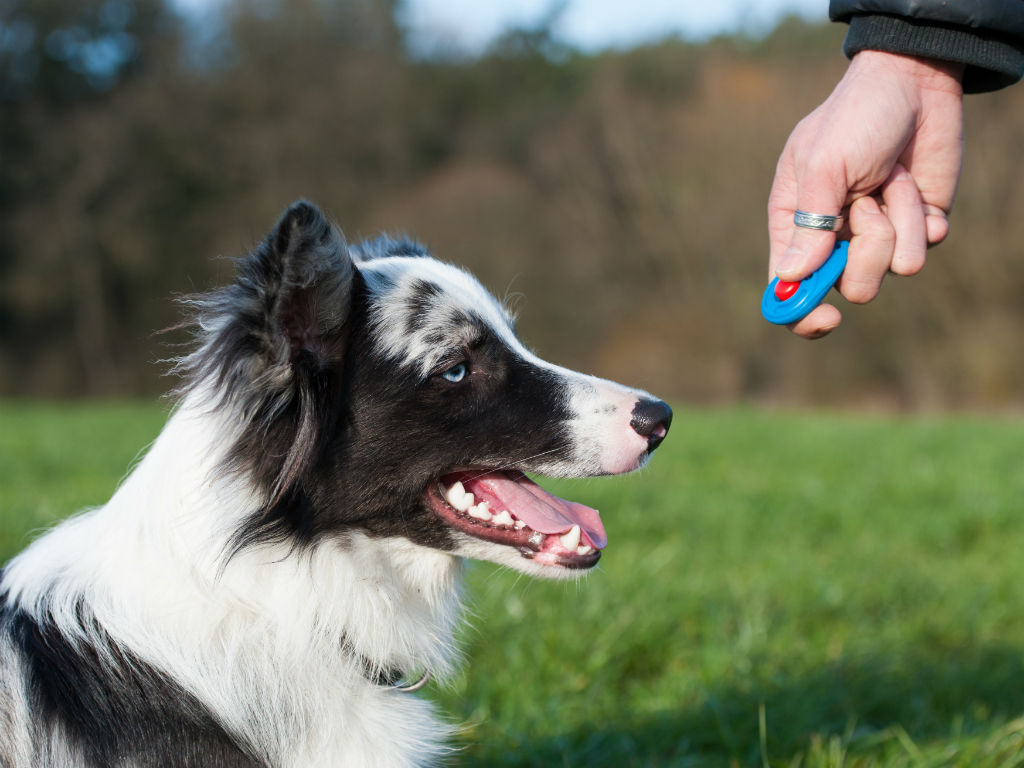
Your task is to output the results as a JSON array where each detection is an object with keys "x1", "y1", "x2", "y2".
[{"x1": 630, "y1": 399, "x2": 672, "y2": 452}]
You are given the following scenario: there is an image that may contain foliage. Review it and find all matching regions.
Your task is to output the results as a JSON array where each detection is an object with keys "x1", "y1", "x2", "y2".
[
  {"x1": 4, "y1": 402, "x2": 1024, "y2": 766},
  {"x1": 0, "y1": 0, "x2": 166, "y2": 102},
  {"x1": 1, "y1": 3, "x2": 1024, "y2": 408}
]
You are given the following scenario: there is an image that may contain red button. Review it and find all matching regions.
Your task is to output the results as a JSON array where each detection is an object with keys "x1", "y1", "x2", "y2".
[{"x1": 774, "y1": 280, "x2": 799, "y2": 301}]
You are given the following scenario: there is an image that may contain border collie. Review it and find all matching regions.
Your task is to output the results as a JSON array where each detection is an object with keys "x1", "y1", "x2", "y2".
[{"x1": 0, "y1": 201, "x2": 671, "y2": 767}]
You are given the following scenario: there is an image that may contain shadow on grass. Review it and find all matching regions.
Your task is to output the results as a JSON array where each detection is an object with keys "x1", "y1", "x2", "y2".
[{"x1": 452, "y1": 644, "x2": 1024, "y2": 767}]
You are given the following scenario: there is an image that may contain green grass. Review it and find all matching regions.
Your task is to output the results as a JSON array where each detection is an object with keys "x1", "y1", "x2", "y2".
[
  {"x1": 4, "y1": 402, "x2": 1024, "y2": 767},
  {"x1": 0, "y1": 401, "x2": 170, "y2": 557}
]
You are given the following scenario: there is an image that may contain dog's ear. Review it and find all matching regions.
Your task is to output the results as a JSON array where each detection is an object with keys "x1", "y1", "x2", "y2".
[
  {"x1": 239, "y1": 200, "x2": 354, "y2": 501},
  {"x1": 262, "y1": 199, "x2": 354, "y2": 367},
  {"x1": 178, "y1": 200, "x2": 357, "y2": 508}
]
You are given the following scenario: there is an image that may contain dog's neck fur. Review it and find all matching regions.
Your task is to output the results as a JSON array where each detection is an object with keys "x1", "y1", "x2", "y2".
[{"x1": 3, "y1": 393, "x2": 463, "y2": 767}]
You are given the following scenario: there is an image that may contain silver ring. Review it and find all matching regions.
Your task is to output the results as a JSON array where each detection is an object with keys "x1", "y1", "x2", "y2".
[{"x1": 794, "y1": 210, "x2": 844, "y2": 231}]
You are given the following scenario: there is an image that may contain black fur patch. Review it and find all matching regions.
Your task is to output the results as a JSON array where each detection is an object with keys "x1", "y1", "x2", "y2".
[
  {"x1": 403, "y1": 279, "x2": 446, "y2": 335},
  {"x1": 2, "y1": 601, "x2": 259, "y2": 768}
]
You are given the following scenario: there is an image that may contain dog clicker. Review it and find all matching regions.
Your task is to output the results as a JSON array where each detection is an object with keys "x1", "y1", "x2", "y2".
[{"x1": 761, "y1": 240, "x2": 849, "y2": 325}]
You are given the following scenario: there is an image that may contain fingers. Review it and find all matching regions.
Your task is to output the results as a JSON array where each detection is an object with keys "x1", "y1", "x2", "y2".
[
  {"x1": 787, "y1": 303, "x2": 843, "y2": 339},
  {"x1": 924, "y1": 204, "x2": 950, "y2": 245},
  {"x1": 767, "y1": 137, "x2": 801, "y2": 277},
  {"x1": 786, "y1": 194, "x2": 894, "y2": 340},
  {"x1": 775, "y1": 222, "x2": 839, "y2": 283},
  {"x1": 836, "y1": 195, "x2": 895, "y2": 305},
  {"x1": 788, "y1": 166, "x2": 937, "y2": 339},
  {"x1": 773, "y1": 163, "x2": 845, "y2": 283},
  {"x1": 769, "y1": 143, "x2": 851, "y2": 340},
  {"x1": 902, "y1": 80, "x2": 962, "y2": 246},
  {"x1": 880, "y1": 164, "x2": 927, "y2": 276},
  {"x1": 833, "y1": 164, "x2": 926, "y2": 308}
]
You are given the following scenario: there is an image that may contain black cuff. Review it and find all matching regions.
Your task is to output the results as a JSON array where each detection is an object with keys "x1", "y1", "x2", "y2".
[{"x1": 843, "y1": 14, "x2": 1024, "y2": 93}]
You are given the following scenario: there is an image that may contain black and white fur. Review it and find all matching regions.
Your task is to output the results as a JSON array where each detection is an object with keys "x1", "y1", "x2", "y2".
[{"x1": 0, "y1": 201, "x2": 672, "y2": 767}]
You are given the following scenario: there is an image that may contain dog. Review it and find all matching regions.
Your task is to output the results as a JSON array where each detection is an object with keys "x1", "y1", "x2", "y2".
[{"x1": 0, "y1": 201, "x2": 671, "y2": 767}]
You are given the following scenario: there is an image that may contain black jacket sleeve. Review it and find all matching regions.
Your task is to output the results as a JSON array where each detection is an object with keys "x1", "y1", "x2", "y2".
[{"x1": 829, "y1": 0, "x2": 1024, "y2": 92}]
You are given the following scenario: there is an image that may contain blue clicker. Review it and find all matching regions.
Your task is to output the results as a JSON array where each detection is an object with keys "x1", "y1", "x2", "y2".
[{"x1": 761, "y1": 240, "x2": 848, "y2": 325}]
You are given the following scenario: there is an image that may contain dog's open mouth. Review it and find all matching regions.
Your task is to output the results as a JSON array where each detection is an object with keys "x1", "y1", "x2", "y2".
[{"x1": 426, "y1": 470, "x2": 606, "y2": 569}]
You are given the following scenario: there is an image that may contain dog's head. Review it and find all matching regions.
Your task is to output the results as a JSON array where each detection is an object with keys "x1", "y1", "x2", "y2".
[{"x1": 182, "y1": 201, "x2": 671, "y2": 578}]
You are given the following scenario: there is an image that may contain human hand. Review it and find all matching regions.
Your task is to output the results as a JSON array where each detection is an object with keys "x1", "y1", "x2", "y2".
[{"x1": 767, "y1": 51, "x2": 965, "y2": 338}]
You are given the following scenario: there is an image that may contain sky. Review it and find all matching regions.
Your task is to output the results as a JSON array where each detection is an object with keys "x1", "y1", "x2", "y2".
[
  {"x1": 172, "y1": 0, "x2": 831, "y2": 54},
  {"x1": 397, "y1": 0, "x2": 829, "y2": 53}
]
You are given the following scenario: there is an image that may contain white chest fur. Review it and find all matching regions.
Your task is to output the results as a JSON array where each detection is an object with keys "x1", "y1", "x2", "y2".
[{"x1": 2, "y1": 405, "x2": 466, "y2": 768}]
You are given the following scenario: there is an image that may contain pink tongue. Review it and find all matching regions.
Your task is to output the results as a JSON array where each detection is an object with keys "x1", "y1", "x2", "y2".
[{"x1": 462, "y1": 473, "x2": 607, "y2": 549}]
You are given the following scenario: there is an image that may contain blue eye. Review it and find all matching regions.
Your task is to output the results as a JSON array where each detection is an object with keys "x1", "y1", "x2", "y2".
[{"x1": 441, "y1": 362, "x2": 467, "y2": 383}]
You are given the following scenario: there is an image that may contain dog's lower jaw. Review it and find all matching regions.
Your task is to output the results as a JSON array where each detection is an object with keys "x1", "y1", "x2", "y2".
[{"x1": 451, "y1": 535, "x2": 596, "y2": 580}]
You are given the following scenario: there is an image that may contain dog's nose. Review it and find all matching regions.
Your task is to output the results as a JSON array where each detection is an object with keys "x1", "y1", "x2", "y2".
[{"x1": 630, "y1": 399, "x2": 672, "y2": 452}]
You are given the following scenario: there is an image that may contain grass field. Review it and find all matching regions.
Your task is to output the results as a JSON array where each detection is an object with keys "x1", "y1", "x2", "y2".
[{"x1": 3, "y1": 402, "x2": 1024, "y2": 767}]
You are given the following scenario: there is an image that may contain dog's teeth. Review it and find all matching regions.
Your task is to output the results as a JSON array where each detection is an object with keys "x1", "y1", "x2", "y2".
[
  {"x1": 559, "y1": 525, "x2": 581, "y2": 552},
  {"x1": 449, "y1": 490, "x2": 475, "y2": 513},
  {"x1": 576, "y1": 544, "x2": 594, "y2": 555},
  {"x1": 445, "y1": 481, "x2": 466, "y2": 508},
  {"x1": 469, "y1": 501, "x2": 492, "y2": 521},
  {"x1": 492, "y1": 510, "x2": 514, "y2": 528},
  {"x1": 514, "y1": 520, "x2": 526, "y2": 530},
  {"x1": 446, "y1": 481, "x2": 475, "y2": 513}
]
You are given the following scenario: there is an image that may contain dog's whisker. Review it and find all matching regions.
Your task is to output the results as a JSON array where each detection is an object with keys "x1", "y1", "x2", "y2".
[{"x1": 462, "y1": 445, "x2": 574, "y2": 483}]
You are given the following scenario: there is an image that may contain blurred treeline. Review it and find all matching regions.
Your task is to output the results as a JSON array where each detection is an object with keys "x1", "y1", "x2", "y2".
[{"x1": 2, "y1": 0, "x2": 1024, "y2": 408}]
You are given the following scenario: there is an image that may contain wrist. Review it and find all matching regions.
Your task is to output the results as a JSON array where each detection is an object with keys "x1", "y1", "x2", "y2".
[{"x1": 850, "y1": 50, "x2": 965, "y2": 94}]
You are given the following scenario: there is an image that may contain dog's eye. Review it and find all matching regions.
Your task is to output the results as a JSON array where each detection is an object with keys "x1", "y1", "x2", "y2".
[{"x1": 441, "y1": 362, "x2": 468, "y2": 383}]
